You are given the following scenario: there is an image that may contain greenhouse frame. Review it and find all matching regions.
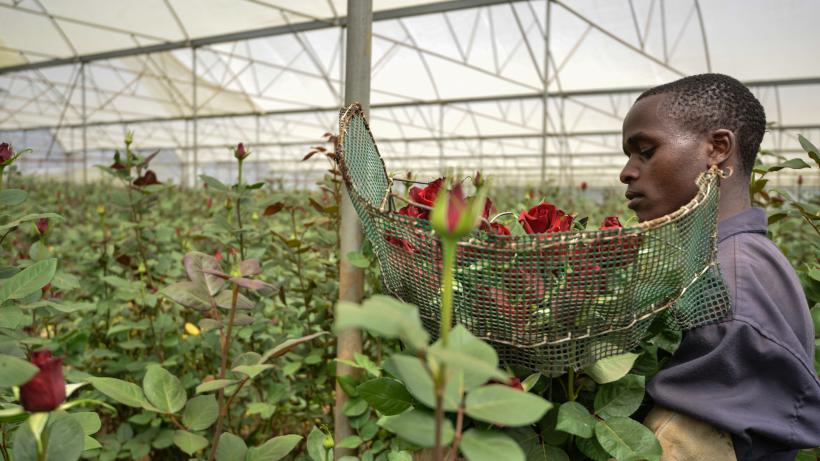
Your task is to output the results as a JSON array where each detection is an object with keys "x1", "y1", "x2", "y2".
[{"x1": 1, "y1": 0, "x2": 818, "y2": 189}]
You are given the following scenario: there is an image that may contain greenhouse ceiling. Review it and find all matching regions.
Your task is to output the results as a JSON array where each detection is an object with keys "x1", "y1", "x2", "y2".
[{"x1": 1, "y1": 0, "x2": 819, "y2": 187}]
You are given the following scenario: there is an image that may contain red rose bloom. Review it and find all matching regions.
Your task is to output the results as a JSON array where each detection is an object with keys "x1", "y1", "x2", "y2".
[
  {"x1": 518, "y1": 203, "x2": 573, "y2": 234},
  {"x1": 408, "y1": 178, "x2": 444, "y2": 209},
  {"x1": 599, "y1": 216, "x2": 622, "y2": 230},
  {"x1": 133, "y1": 170, "x2": 160, "y2": 187},
  {"x1": 20, "y1": 350, "x2": 66, "y2": 412},
  {"x1": 398, "y1": 203, "x2": 427, "y2": 219},
  {"x1": 387, "y1": 204, "x2": 431, "y2": 252}
]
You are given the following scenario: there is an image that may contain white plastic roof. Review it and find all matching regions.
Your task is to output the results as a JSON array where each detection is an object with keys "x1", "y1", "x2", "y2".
[{"x1": 1, "y1": 0, "x2": 818, "y2": 187}]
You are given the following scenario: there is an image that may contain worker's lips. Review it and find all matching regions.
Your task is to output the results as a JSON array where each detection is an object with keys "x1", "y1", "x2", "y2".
[{"x1": 625, "y1": 191, "x2": 644, "y2": 209}]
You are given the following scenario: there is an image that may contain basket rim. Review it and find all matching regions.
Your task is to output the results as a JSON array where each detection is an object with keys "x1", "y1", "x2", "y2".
[{"x1": 337, "y1": 101, "x2": 721, "y2": 248}]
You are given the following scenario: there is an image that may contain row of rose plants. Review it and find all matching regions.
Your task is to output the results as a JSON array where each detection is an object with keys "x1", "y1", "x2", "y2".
[
  {"x1": 0, "y1": 137, "x2": 346, "y2": 460},
  {"x1": 0, "y1": 132, "x2": 817, "y2": 460}
]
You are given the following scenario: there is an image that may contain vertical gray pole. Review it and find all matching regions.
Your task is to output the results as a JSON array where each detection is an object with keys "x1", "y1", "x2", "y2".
[
  {"x1": 335, "y1": 1, "x2": 371, "y2": 459},
  {"x1": 192, "y1": 47, "x2": 199, "y2": 185},
  {"x1": 438, "y1": 105, "x2": 445, "y2": 173},
  {"x1": 81, "y1": 62, "x2": 88, "y2": 184},
  {"x1": 539, "y1": 0, "x2": 552, "y2": 186}
]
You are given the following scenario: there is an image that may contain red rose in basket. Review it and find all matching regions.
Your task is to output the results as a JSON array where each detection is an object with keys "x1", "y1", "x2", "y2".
[
  {"x1": 478, "y1": 285, "x2": 530, "y2": 338},
  {"x1": 519, "y1": 203, "x2": 573, "y2": 234},
  {"x1": 386, "y1": 178, "x2": 445, "y2": 252},
  {"x1": 595, "y1": 216, "x2": 641, "y2": 270},
  {"x1": 480, "y1": 198, "x2": 511, "y2": 236},
  {"x1": 410, "y1": 178, "x2": 444, "y2": 209},
  {"x1": 518, "y1": 202, "x2": 574, "y2": 267}
]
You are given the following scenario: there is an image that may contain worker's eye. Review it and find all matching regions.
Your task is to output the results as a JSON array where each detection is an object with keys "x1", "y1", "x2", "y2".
[{"x1": 639, "y1": 147, "x2": 656, "y2": 159}]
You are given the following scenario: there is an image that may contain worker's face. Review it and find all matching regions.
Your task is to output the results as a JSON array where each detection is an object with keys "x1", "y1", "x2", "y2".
[{"x1": 620, "y1": 94, "x2": 710, "y2": 222}]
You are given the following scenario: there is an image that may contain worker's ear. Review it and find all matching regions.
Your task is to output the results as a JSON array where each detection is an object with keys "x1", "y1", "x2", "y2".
[{"x1": 707, "y1": 129, "x2": 736, "y2": 168}]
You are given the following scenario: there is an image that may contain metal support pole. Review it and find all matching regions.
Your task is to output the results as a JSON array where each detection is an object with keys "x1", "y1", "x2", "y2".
[
  {"x1": 335, "y1": 1, "x2": 371, "y2": 459},
  {"x1": 539, "y1": 0, "x2": 552, "y2": 185},
  {"x1": 438, "y1": 104, "x2": 445, "y2": 173},
  {"x1": 81, "y1": 62, "x2": 88, "y2": 184},
  {"x1": 192, "y1": 47, "x2": 199, "y2": 185}
]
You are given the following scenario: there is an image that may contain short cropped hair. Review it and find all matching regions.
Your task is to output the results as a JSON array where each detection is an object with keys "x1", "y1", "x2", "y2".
[{"x1": 637, "y1": 73, "x2": 766, "y2": 174}]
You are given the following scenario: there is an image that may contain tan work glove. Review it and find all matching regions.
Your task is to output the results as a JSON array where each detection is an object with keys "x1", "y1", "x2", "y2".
[{"x1": 644, "y1": 406, "x2": 736, "y2": 461}]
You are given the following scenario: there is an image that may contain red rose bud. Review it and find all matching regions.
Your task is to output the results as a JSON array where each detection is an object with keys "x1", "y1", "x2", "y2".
[
  {"x1": 234, "y1": 142, "x2": 250, "y2": 160},
  {"x1": 508, "y1": 377, "x2": 524, "y2": 391},
  {"x1": 473, "y1": 171, "x2": 484, "y2": 187},
  {"x1": 446, "y1": 185, "x2": 468, "y2": 233},
  {"x1": 482, "y1": 198, "x2": 495, "y2": 220},
  {"x1": 409, "y1": 177, "x2": 444, "y2": 208},
  {"x1": 36, "y1": 218, "x2": 49, "y2": 235},
  {"x1": 0, "y1": 143, "x2": 13, "y2": 163},
  {"x1": 488, "y1": 376, "x2": 525, "y2": 391},
  {"x1": 214, "y1": 250, "x2": 223, "y2": 262},
  {"x1": 599, "y1": 216, "x2": 622, "y2": 230},
  {"x1": 431, "y1": 183, "x2": 487, "y2": 240},
  {"x1": 518, "y1": 203, "x2": 573, "y2": 234},
  {"x1": 798, "y1": 175, "x2": 803, "y2": 186},
  {"x1": 20, "y1": 350, "x2": 66, "y2": 412},
  {"x1": 580, "y1": 181, "x2": 588, "y2": 191}
]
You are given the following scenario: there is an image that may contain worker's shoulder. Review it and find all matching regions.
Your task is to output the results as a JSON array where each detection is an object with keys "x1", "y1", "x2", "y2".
[
  {"x1": 718, "y1": 229, "x2": 813, "y2": 353},
  {"x1": 719, "y1": 228, "x2": 797, "y2": 287}
]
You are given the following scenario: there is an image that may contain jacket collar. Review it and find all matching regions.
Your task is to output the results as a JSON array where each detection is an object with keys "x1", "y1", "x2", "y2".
[{"x1": 718, "y1": 207, "x2": 768, "y2": 243}]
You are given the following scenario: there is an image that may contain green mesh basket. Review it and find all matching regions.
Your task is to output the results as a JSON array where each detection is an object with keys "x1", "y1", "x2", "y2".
[{"x1": 337, "y1": 103, "x2": 732, "y2": 374}]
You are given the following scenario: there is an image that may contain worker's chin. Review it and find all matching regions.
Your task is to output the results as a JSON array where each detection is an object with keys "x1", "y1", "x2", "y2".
[{"x1": 633, "y1": 203, "x2": 661, "y2": 223}]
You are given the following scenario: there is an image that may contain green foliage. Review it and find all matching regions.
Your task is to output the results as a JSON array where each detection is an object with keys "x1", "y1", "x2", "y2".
[{"x1": 1, "y1": 130, "x2": 817, "y2": 460}]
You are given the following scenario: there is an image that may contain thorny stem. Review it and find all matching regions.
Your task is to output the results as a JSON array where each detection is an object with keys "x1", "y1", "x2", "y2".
[
  {"x1": 434, "y1": 378, "x2": 445, "y2": 461},
  {"x1": 168, "y1": 414, "x2": 186, "y2": 431},
  {"x1": 803, "y1": 214, "x2": 820, "y2": 238},
  {"x1": 224, "y1": 376, "x2": 250, "y2": 412},
  {"x1": 236, "y1": 159, "x2": 246, "y2": 260},
  {"x1": 208, "y1": 284, "x2": 240, "y2": 461},
  {"x1": 440, "y1": 239, "x2": 457, "y2": 347},
  {"x1": 100, "y1": 210, "x2": 111, "y2": 334},
  {"x1": 290, "y1": 210, "x2": 310, "y2": 312},
  {"x1": 446, "y1": 401, "x2": 466, "y2": 461},
  {"x1": 1, "y1": 425, "x2": 10, "y2": 461},
  {"x1": 434, "y1": 239, "x2": 458, "y2": 461}
]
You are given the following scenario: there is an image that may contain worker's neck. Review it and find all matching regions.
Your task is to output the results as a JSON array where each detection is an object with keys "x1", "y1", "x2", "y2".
[{"x1": 717, "y1": 178, "x2": 752, "y2": 223}]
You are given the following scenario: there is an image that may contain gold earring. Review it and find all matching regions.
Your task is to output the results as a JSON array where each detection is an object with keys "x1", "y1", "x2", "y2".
[{"x1": 716, "y1": 166, "x2": 733, "y2": 179}]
